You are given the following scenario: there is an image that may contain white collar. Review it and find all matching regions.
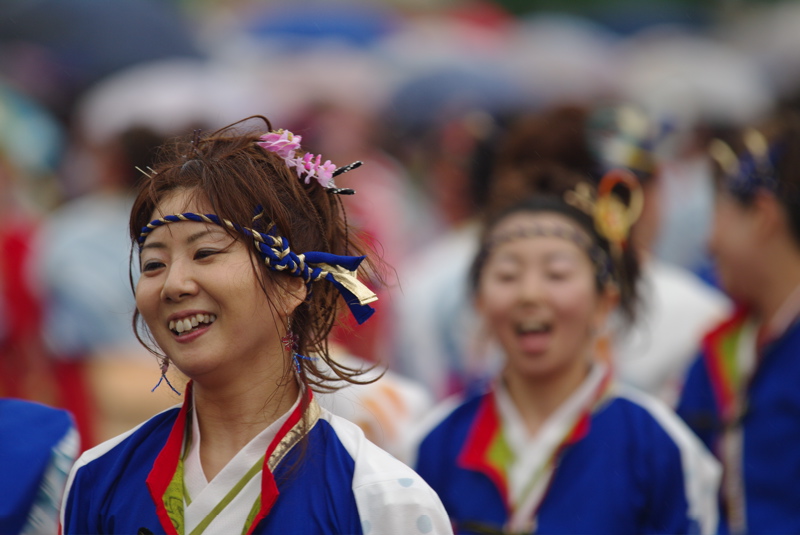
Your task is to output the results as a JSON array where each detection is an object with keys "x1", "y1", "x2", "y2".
[
  {"x1": 183, "y1": 391, "x2": 302, "y2": 501},
  {"x1": 494, "y1": 362, "x2": 609, "y2": 506}
]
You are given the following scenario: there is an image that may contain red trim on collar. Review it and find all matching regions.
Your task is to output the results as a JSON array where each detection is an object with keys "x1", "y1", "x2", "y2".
[
  {"x1": 457, "y1": 393, "x2": 510, "y2": 509},
  {"x1": 145, "y1": 384, "x2": 314, "y2": 535},
  {"x1": 702, "y1": 308, "x2": 749, "y2": 420},
  {"x1": 456, "y1": 367, "x2": 611, "y2": 513},
  {"x1": 244, "y1": 390, "x2": 313, "y2": 535},
  {"x1": 146, "y1": 381, "x2": 193, "y2": 535}
]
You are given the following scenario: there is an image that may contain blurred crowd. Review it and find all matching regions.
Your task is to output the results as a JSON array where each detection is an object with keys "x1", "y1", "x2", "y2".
[{"x1": 2, "y1": 0, "x2": 800, "y2": 532}]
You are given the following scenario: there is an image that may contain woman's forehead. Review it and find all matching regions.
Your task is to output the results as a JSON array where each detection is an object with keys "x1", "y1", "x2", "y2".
[
  {"x1": 140, "y1": 189, "x2": 228, "y2": 246},
  {"x1": 489, "y1": 211, "x2": 587, "y2": 240},
  {"x1": 151, "y1": 188, "x2": 209, "y2": 218},
  {"x1": 484, "y1": 211, "x2": 593, "y2": 259}
]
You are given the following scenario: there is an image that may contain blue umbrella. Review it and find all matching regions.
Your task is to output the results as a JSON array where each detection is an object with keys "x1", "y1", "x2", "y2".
[{"x1": 243, "y1": 0, "x2": 401, "y2": 50}]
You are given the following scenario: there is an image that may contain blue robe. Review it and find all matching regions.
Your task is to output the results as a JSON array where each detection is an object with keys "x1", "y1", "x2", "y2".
[
  {"x1": 677, "y1": 313, "x2": 800, "y2": 534},
  {"x1": 414, "y1": 378, "x2": 719, "y2": 535},
  {"x1": 62, "y1": 388, "x2": 451, "y2": 535}
]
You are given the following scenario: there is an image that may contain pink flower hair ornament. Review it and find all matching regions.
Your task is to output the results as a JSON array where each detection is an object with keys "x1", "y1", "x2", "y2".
[{"x1": 257, "y1": 129, "x2": 359, "y2": 194}]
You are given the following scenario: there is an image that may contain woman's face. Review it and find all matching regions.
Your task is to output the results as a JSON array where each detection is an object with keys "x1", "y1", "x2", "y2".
[
  {"x1": 135, "y1": 189, "x2": 286, "y2": 383},
  {"x1": 476, "y1": 211, "x2": 615, "y2": 382},
  {"x1": 707, "y1": 191, "x2": 759, "y2": 303}
]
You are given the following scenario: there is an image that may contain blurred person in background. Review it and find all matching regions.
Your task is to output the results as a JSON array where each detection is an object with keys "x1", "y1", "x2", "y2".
[
  {"x1": 0, "y1": 82, "x2": 78, "y2": 535},
  {"x1": 393, "y1": 100, "x2": 731, "y2": 407},
  {"x1": 677, "y1": 111, "x2": 800, "y2": 534},
  {"x1": 0, "y1": 398, "x2": 78, "y2": 535},
  {"x1": 0, "y1": 83, "x2": 63, "y2": 407},
  {"x1": 407, "y1": 165, "x2": 720, "y2": 534}
]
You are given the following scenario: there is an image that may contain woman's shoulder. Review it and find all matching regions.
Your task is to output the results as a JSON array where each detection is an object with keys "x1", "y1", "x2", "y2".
[
  {"x1": 316, "y1": 406, "x2": 441, "y2": 485},
  {"x1": 316, "y1": 406, "x2": 416, "y2": 470},
  {"x1": 316, "y1": 407, "x2": 454, "y2": 534},
  {"x1": 600, "y1": 386, "x2": 721, "y2": 475},
  {"x1": 602, "y1": 386, "x2": 705, "y2": 441},
  {"x1": 596, "y1": 386, "x2": 722, "y2": 535}
]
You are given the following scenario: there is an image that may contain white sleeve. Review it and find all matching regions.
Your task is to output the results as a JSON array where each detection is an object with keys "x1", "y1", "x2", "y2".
[
  {"x1": 354, "y1": 476, "x2": 453, "y2": 535},
  {"x1": 323, "y1": 411, "x2": 454, "y2": 535}
]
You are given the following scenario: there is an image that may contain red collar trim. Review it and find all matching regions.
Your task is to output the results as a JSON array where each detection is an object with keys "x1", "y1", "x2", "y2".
[
  {"x1": 457, "y1": 392, "x2": 510, "y2": 508},
  {"x1": 244, "y1": 390, "x2": 312, "y2": 535},
  {"x1": 456, "y1": 368, "x2": 612, "y2": 510},
  {"x1": 146, "y1": 383, "x2": 314, "y2": 535},
  {"x1": 701, "y1": 307, "x2": 750, "y2": 420},
  {"x1": 147, "y1": 382, "x2": 192, "y2": 535}
]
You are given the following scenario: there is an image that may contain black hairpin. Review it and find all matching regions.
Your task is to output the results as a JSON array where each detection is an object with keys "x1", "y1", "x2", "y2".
[
  {"x1": 332, "y1": 161, "x2": 363, "y2": 177},
  {"x1": 326, "y1": 187, "x2": 356, "y2": 195},
  {"x1": 325, "y1": 160, "x2": 362, "y2": 194}
]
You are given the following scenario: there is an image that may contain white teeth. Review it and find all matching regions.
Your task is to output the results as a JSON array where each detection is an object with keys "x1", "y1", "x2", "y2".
[{"x1": 169, "y1": 313, "x2": 216, "y2": 334}]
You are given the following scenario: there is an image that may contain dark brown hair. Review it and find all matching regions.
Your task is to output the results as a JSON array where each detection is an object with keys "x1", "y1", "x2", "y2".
[
  {"x1": 129, "y1": 116, "x2": 379, "y2": 392},
  {"x1": 486, "y1": 104, "x2": 599, "y2": 217},
  {"x1": 710, "y1": 112, "x2": 800, "y2": 248}
]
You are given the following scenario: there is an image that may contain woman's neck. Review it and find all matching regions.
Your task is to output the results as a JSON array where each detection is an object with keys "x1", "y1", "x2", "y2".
[
  {"x1": 502, "y1": 357, "x2": 592, "y2": 437},
  {"x1": 191, "y1": 370, "x2": 300, "y2": 481}
]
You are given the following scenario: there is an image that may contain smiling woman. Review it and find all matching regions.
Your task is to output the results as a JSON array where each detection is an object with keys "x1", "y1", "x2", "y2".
[
  {"x1": 60, "y1": 116, "x2": 452, "y2": 535},
  {"x1": 408, "y1": 164, "x2": 722, "y2": 534}
]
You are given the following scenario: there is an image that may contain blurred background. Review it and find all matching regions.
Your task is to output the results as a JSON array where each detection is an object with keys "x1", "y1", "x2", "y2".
[{"x1": 1, "y1": 0, "x2": 797, "y2": 451}]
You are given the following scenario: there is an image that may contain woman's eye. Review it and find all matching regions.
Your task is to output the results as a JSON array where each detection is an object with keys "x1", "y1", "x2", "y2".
[
  {"x1": 493, "y1": 270, "x2": 518, "y2": 283},
  {"x1": 194, "y1": 249, "x2": 218, "y2": 260},
  {"x1": 142, "y1": 260, "x2": 164, "y2": 272},
  {"x1": 548, "y1": 265, "x2": 575, "y2": 280}
]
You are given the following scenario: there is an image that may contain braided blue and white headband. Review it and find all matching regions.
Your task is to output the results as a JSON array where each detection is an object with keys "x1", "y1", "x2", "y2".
[{"x1": 137, "y1": 212, "x2": 378, "y2": 324}]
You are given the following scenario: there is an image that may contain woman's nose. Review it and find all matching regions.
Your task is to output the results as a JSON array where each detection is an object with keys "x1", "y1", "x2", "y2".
[
  {"x1": 518, "y1": 272, "x2": 544, "y2": 304},
  {"x1": 160, "y1": 261, "x2": 199, "y2": 302}
]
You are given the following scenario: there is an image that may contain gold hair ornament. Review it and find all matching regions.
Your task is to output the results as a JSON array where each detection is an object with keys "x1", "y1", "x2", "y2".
[{"x1": 565, "y1": 168, "x2": 644, "y2": 259}]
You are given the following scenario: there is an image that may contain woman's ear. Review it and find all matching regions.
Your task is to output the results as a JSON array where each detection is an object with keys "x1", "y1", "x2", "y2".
[
  {"x1": 278, "y1": 275, "x2": 308, "y2": 317},
  {"x1": 753, "y1": 189, "x2": 788, "y2": 241},
  {"x1": 593, "y1": 283, "x2": 620, "y2": 334}
]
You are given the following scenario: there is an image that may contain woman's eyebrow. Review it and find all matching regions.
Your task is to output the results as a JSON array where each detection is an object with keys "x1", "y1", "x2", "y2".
[
  {"x1": 141, "y1": 227, "x2": 226, "y2": 251},
  {"x1": 187, "y1": 228, "x2": 223, "y2": 244}
]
